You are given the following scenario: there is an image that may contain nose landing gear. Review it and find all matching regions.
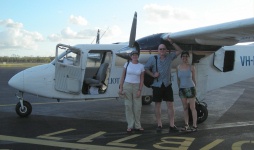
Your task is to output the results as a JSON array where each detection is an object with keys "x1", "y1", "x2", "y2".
[{"x1": 15, "y1": 91, "x2": 32, "y2": 117}]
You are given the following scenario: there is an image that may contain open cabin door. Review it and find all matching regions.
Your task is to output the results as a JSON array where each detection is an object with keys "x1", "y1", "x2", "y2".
[
  {"x1": 54, "y1": 44, "x2": 82, "y2": 94},
  {"x1": 82, "y1": 50, "x2": 112, "y2": 95}
]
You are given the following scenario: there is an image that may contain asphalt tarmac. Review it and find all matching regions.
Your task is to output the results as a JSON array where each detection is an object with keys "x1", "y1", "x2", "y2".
[{"x1": 1, "y1": 67, "x2": 254, "y2": 150}]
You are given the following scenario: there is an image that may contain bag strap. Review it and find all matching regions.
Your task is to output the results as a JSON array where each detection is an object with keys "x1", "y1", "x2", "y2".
[
  {"x1": 119, "y1": 61, "x2": 130, "y2": 89},
  {"x1": 154, "y1": 56, "x2": 158, "y2": 81},
  {"x1": 124, "y1": 60, "x2": 130, "y2": 81},
  {"x1": 154, "y1": 55, "x2": 158, "y2": 71}
]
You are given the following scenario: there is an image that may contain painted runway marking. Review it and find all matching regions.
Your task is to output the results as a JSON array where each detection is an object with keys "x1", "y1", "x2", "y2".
[
  {"x1": 200, "y1": 139, "x2": 224, "y2": 150},
  {"x1": 153, "y1": 137, "x2": 194, "y2": 150},
  {"x1": 37, "y1": 128, "x2": 76, "y2": 140},
  {"x1": 0, "y1": 98, "x2": 116, "y2": 107},
  {"x1": 0, "y1": 135, "x2": 143, "y2": 150},
  {"x1": 232, "y1": 141, "x2": 254, "y2": 150},
  {"x1": 78, "y1": 131, "x2": 106, "y2": 143},
  {"x1": 203, "y1": 121, "x2": 254, "y2": 130},
  {"x1": 107, "y1": 134, "x2": 141, "y2": 147}
]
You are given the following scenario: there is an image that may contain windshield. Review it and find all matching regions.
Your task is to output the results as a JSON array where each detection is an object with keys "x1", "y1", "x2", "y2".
[{"x1": 51, "y1": 44, "x2": 81, "y2": 66}]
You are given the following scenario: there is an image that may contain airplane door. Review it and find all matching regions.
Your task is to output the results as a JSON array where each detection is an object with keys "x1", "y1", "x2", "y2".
[
  {"x1": 214, "y1": 48, "x2": 235, "y2": 72},
  {"x1": 54, "y1": 45, "x2": 82, "y2": 94},
  {"x1": 213, "y1": 48, "x2": 225, "y2": 72}
]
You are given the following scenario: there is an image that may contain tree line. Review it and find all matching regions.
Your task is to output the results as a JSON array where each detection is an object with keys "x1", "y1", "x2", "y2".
[{"x1": 0, "y1": 56, "x2": 55, "y2": 63}]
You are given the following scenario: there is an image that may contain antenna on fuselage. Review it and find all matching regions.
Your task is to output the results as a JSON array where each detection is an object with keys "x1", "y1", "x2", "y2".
[
  {"x1": 91, "y1": 28, "x2": 109, "y2": 44},
  {"x1": 98, "y1": 27, "x2": 109, "y2": 44},
  {"x1": 96, "y1": 29, "x2": 100, "y2": 44},
  {"x1": 91, "y1": 29, "x2": 100, "y2": 44}
]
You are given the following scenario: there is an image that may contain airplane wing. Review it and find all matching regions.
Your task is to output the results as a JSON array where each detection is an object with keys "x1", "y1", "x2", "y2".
[{"x1": 162, "y1": 17, "x2": 254, "y2": 46}]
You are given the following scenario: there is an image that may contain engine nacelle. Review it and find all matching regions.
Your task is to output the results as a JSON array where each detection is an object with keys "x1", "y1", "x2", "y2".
[{"x1": 135, "y1": 33, "x2": 171, "y2": 51}]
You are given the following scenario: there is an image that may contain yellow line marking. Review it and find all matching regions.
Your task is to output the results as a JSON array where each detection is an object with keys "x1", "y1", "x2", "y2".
[
  {"x1": 153, "y1": 136, "x2": 194, "y2": 150},
  {"x1": 232, "y1": 140, "x2": 252, "y2": 150},
  {"x1": 200, "y1": 139, "x2": 224, "y2": 150},
  {"x1": 77, "y1": 131, "x2": 106, "y2": 143},
  {"x1": 107, "y1": 134, "x2": 141, "y2": 147},
  {"x1": 0, "y1": 135, "x2": 143, "y2": 150},
  {"x1": 205, "y1": 121, "x2": 254, "y2": 130},
  {"x1": 0, "y1": 103, "x2": 17, "y2": 107},
  {"x1": 0, "y1": 98, "x2": 116, "y2": 107},
  {"x1": 37, "y1": 128, "x2": 76, "y2": 140}
]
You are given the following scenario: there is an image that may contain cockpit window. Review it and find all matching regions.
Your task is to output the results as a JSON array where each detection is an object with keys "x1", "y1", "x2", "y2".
[
  {"x1": 86, "y1": 52, "x2": 102, "y2": 67},
  {"x1": 52, "y1": 44, "x2": 81, "y2": 66}
]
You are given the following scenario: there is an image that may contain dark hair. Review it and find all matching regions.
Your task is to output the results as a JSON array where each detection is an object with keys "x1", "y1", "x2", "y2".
[
  {"x1": 130, "y1": 50, "x2": 139, "y2": 56},
  {"x1": 181, "y1": 51, "x2": 189, "y2": 57}
]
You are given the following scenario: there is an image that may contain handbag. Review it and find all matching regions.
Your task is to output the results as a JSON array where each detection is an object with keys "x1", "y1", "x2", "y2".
[{"x1": 144, "y1": 56, "x2": 157, "y2": 88}]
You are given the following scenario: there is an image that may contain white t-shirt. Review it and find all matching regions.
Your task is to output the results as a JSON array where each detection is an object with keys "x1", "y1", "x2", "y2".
[{"x1": 124, "y1": 62, "x2": 144, "y2": 83}]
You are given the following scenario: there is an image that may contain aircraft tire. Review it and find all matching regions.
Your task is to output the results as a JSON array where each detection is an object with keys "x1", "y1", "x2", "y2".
[
  {"x1": 15, "y1": 100, "x2": 32, "y2": 117},
  {"x1": 189, "y1": 102, "x2": 208, "y2": 124},
  {"x1": 142, "y1": 96, "x2": 153, "y2": 105}
]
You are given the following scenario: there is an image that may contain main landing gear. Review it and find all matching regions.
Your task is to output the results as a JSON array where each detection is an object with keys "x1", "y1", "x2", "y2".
[
  {"x1": 15, "y1": 91, "x2": 32, "y2": 117},
  {"x1": 142, "y1": 95, "x2": 153, "y2": 105},
  {"x1": 189, "y1": 98, "x2": 208, "y2": 124}
]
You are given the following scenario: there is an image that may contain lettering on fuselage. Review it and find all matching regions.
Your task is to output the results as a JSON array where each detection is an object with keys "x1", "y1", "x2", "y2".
[
  {"x1": 109, "y1": 76, "x2": 175, "y2": 84},
  {"x1": 109, "y1": 78, "x2": 120, "y2": 84},
  {"x1": 240, "y1": 56, "x2": 254, "y2": 66}
]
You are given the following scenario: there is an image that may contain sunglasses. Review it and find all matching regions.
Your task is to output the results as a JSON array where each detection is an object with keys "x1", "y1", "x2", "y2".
[{"x1": 159, "y1": 48, "x2": 166, "y2": 50}]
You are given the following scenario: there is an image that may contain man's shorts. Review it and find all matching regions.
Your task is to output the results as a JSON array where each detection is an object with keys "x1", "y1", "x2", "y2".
[
  {"x1": 152, "y1": 83, "x2": 174, "y2": 102},
  {"x1": 179, "y1": 87, "x2": 196, "y2": 98}
]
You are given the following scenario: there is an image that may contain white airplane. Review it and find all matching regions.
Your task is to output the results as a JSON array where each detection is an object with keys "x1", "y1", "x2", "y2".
[{"x1": 8, "y1": 12, "x2": 254, "y2": 124}]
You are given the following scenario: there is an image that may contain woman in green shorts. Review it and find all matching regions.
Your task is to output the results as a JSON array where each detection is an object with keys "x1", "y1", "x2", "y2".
[{"x1": 176, "y1": 51, "x2": 198, "y2": 131}]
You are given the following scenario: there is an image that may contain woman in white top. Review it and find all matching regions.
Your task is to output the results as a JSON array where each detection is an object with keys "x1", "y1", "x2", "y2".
[
  {"x1": 176, "y1": 51, "x2": 198, "y2": 131},
  {"x1": 119, "y1": 50, "x2": 145, "y2": 133}
]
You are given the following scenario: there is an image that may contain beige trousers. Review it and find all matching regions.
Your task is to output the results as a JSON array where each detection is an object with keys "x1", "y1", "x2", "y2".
[{"x1": 123, "y1": 82, "x2": 142, "y2": 129}]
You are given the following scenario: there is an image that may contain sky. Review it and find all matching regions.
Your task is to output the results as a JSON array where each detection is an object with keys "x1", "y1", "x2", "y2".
[{"x1": 0, "y1": 0, "x2": 253, "y2": 57}]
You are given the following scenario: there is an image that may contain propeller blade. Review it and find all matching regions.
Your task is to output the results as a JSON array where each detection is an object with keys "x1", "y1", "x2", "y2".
[
  {"x1": 128, "y1": 12, "x2": 137, "y2": 47},
  {"x1": 116, "y1": 12, "x2": 138, "y2": 60}
]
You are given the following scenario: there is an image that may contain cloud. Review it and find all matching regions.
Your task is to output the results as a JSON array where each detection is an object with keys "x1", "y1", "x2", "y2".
[
  {"x1": 139, "y1": 3, "x2": 200, "y2": 34},
  {"x1": 103, "y1": 25, "x2": 122, "y2": 38},
  {"x1": 143, "y1": 4, "x2": 194, "y2": 23},
  {"x1": 48, "y1": 26, "x2": 122, "y2": 42},
  {"x1": 59, "y1": 27, "x2": 98, "y2": 39},
  {"x1": 61, "y1": 27, "x2": 77, "y2": 38},
  {"x1": 76, "y1": 28, "x2": 98, "y2": 39},
  {"x1": 47, "y1": 13, "x2": 122, "y2": 43},
  {"x1": 69, "y1": 15, "x2": 88, "y2": 26},
  {"x1": 47, "y1": 34, "x2": 62, "y2": 42},
  {"x1": 0, "y1": 19, "x2": 43, "y2": 51},
  {"x1": 0, "y1": 19, "x2": 23, "y2": 28}
]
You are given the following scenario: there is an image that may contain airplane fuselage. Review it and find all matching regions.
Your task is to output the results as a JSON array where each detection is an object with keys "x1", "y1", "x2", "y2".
[{"x1": 8, "y1": 43, "x2": 254, "y2": 102}]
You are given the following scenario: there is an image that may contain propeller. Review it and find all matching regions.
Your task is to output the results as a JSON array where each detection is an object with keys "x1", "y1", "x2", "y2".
[
  {"x1": 129, "y1": 12, "x2": 137, "y2": 47},
  {"x1": 116, "y1": 12, "x2": 138, "y2": 59}
]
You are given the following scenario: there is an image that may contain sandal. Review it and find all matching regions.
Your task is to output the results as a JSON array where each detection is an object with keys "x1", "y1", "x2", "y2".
[
  {"x1": 156, "y1": 126, "x2": 162, "y2": 132},
  {"x1": 180, "y1": 124, "x2": 191, "y2": 131},
  {"x1": 135, "y1": 128, "x2": 144, "y2": 131},
  {"x1": 127, "y1": 128, "x2": 132, "y2": 133},
  {"x1": 191, "y1": 126, "x2": 198, "y2": 132}
]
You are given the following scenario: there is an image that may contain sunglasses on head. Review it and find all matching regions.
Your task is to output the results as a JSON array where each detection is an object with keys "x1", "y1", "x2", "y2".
[{"x1": 159, "y1": 48, "x2": 166, "y2": 50}]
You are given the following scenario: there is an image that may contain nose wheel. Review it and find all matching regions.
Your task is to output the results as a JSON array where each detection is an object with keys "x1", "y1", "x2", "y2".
[{"x1": 15, "y1": 92, "x2": 32, "y2": 117}]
